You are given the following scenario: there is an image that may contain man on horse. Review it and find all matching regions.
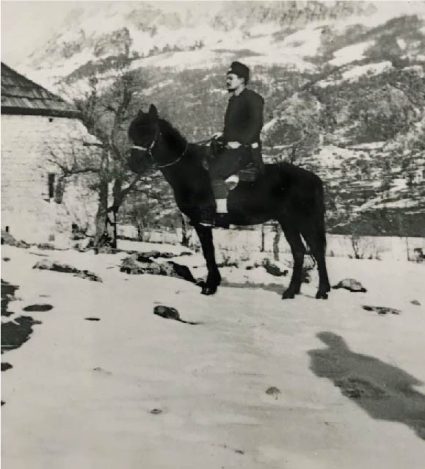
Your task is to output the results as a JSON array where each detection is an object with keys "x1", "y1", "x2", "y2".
[{"x1": 201, "y1": 61, "x2": 265, "y2": 227}]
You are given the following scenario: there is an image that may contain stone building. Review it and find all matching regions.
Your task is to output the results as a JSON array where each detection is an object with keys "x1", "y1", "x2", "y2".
[{"x1": 1, "y1": 63, "x2": 99, "y2": 245}]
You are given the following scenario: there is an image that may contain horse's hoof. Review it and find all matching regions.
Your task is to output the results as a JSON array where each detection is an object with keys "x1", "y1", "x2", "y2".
[
  {"x1": 316, "y1": 291, "x2": 328, "y2": 300},
  {"x1": 201, "y1": 285, "x2": 217, "y2": 295},
  {"x1": 282, "y1": 290, "x2": 296, "y2": 299}
]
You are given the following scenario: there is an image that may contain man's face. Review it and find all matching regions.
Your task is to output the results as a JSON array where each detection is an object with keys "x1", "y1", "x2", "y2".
[{"x1": 226, "y1": 73, "x2": 245, "y2": 92}]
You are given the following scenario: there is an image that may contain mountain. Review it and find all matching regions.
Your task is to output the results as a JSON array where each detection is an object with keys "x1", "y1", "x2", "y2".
[
  {"x1": 14, "y1": 1, "x2": 425, "y2": 236},
  {"x1": 18, "y1": 1, "x2": 384, "y2": 89}
]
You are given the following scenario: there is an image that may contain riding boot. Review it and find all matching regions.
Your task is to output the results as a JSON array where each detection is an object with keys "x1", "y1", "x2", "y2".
[
  {"x1": 197, "y1": 200, "x2": 230, "y2": 228},
  {"x1": 198, "y1": 208, "x2": 229, "y2": 229},
  {"x1": 214, "y1": 213, "x2": 230, "y2": 229},
  {"x1": 213, "y1": 198, "x2": 229, "y2": 228},
  {"x1": 198, "y1": 205, "x2": 216, "y2": 227}
]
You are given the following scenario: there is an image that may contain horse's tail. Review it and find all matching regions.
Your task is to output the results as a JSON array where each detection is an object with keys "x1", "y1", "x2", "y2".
[{"x1": 275, "y1": 161, "x2": 327, "y2": 243}]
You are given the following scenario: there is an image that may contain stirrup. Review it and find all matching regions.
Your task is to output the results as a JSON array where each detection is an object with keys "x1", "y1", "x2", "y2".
[
  {"x1": 199, "y1": 220, "x2": 214, "y2": 228},
  {"x1": 198, "y1": 214, "x2": 230, "y2": 229}
]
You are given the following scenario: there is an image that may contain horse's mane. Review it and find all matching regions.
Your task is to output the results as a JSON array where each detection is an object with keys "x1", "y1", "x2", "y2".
[{"x1": 158, "y1": 118, "x2": 187, "y2": 151}]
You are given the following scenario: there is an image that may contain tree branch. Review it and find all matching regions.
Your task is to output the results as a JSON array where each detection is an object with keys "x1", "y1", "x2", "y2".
[
  {"x1": 107, "y1": 173, "x2": 141, "y2": 212},
  {"x1": 47, "y1": 150, "x2": 99, "y2": 177}
]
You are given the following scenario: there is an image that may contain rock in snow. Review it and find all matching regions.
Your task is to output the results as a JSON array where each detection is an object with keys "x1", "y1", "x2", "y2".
[
  {"x1": 362, "y1": 305, "x2": 401, "y2": 315},
  {"x1": 262, "y1": 259, "x2": 289, "y2": 277},
  {"x1": 1, "y1": 230, "x2": 30, "y2": 249},
  {"x1": 120, "y1": 255, "x2": 196, "y2": 283},
  {"x1": 333, "y1": 278, "x2": 367, "y2": 293},
  {"x1": 153, "y1": 305, "x2": 181, "y2": 321},
  {"x1": 265, "y1": 386, "x2": 282, "y2": 399},
  {"x1": 33, "y1": 259, "x2": 102, "y2": 282},
  {"x1": 153, "y1": 305, "x2": 198, "y2": 325}
]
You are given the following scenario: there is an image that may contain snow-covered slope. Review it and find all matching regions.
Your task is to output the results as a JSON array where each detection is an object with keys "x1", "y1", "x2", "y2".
[
  {"x1": 17, "y1": 1, "x2": 424, "y2": 91},
  {"x1": 2, "y1": 241, "x2": 425, "y2": 468}
]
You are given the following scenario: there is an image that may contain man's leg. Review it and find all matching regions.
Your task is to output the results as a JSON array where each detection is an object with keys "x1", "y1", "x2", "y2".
[
  {"x1": 251, "y1": 145, "x2": 265, "y2": 175},
  {"x1": 209, "y1": 148, "x2": 249, "y2": 214}
]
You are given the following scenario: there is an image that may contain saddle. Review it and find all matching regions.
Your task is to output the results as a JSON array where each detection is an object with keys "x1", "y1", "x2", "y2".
[
  {"x1": 208, "y1": 137, "x2": 262, "y2": 183},
  {"x1": 237, "y1": 162, "x2": 260, "y2": 182}
]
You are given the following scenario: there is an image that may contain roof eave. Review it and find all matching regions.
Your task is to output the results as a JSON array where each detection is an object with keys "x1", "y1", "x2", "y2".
[{"x1": 1, "y1": 106, "x2": 82, "y2": 119}]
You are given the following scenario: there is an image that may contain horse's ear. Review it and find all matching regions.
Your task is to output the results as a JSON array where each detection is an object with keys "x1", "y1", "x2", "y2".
[{"x1": 148, "y1": 104, "x2": 158, "y2": 119}]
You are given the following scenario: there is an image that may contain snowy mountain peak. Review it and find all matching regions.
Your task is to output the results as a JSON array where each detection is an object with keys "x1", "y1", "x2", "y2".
[{"x1": 21, "y1": 1, "x2": 383, "y2": 80}]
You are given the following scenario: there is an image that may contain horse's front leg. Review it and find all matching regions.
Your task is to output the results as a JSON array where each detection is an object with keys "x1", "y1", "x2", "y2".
[{"x1": 193, "y1": 223, "x2": 221, "y2": 295}]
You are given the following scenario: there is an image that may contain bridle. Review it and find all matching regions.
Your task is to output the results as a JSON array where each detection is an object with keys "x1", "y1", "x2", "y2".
[{"x1": 130, "y1": 126, "x2": 189, "y2": 170}]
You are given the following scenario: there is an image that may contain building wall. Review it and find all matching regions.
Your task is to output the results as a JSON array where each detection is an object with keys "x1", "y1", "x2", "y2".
[{"x1": 1, "y1": 114, "x2": 99, "y2": 245}]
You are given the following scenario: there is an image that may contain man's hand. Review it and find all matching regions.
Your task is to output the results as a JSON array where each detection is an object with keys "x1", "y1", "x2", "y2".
[
  {"x1": 256, "y1": 162, "x2": 266, "y2": 175},
  {"x1": 225, "y1": 174, "x2": 239, "y2": 191},
  {"x1": 227, "y1": 141, "x2": 242, "y2": 149}
]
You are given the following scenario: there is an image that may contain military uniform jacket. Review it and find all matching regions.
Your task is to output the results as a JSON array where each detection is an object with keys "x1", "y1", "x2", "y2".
[{"x1": 223, "y1": 88, "x2": 264, "y2": 145}]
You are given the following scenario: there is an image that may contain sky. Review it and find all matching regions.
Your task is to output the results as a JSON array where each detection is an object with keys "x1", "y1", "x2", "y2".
[
  {"x1": 2, "y1": 1, "x2": 80, "y2": 66},
  {"x1": 2, "y1": 0, "x2": 425, "y2": 68}
]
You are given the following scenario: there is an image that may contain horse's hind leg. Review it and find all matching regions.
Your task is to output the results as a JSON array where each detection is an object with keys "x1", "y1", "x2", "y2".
[
  {"x1": 279, "y1": 221, "x2": 305, "y2": 299},
  {"x1": 194, "y1": 223, "x2": 221, "y2": 295},
  {"x1": 300, "y1": 223, "x2": 331, "y2": 299}
]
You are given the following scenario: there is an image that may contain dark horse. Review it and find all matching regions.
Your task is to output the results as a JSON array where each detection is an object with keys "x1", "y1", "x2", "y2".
[{"x1": 128, "y1": 105, "x2": 331, "y2": 299}]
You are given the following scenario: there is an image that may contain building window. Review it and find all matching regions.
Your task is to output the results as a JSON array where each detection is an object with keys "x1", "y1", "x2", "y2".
[
  {"x1": 48, "y1": 173, "x2": 55, "y2": 199},
  {"x1": 54, "y1": 177, "x2": 65, "y2": 204}
]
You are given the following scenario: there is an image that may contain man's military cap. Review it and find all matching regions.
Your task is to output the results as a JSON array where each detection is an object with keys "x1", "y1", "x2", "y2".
[{"x1": 227, "y1": 61, "x2": 250, "y2": 83}]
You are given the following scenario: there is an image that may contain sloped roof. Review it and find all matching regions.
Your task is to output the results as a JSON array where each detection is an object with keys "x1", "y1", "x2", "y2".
[{"x1": 1, "y1": 63, "x2": 80, "y2": 118}]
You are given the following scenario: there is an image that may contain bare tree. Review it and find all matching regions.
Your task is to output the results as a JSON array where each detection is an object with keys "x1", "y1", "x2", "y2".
[
  {"x1": 180, "y1": 213, "x2": 191, "y2": 247},
  {"x1": 260, "y1": 224, "x2": 266, "y2": 252},
  {"x1": 78, "y1": 74, "x2": 143, "y2": 247},
  {"x1": 272, "y1": 222, "x2": 281, "y2": 260},
  {"x1": 50, "y1": 70, "x2": 149, "y2": 248}
]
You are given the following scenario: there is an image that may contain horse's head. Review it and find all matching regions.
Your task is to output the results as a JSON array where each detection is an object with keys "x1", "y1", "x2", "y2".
[{"x1": 127, "y1": 104, "x2": 160, "y2": 174}]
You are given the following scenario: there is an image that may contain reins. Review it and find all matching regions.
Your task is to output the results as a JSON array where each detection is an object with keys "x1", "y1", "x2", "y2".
[
  {"x1": 192, "y1": 137, "x2": 213, "y2": 146},
  {"x1": 156, "y1": 141, "x2": 189, "y2": 169},
  {"x1": 131, "y1": 127, "x2": 189, "y2": 170},
  {"x1": 130, "y1": 127, "x2": 158, "y2": 155}
]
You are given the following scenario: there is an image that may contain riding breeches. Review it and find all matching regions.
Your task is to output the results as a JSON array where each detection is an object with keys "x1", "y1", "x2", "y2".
[{"x1": 209, "y1": 147, "x2": 251, "y2": 198}]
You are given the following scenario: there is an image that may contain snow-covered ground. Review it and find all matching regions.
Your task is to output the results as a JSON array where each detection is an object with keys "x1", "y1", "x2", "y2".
[
  {"x1": 2, "y1": 242, "x2": 425, "y2": 469},
  {"x1": 118, "y1": 229, "x2": 425, "y2": 262}
]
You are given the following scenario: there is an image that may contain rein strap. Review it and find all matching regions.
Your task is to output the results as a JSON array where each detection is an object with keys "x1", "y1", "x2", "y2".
[
  {"x1": 131, "y1": 134, "x2": 188, "y2": 170},
  {"x1": 157, "y1": 141, "x2": 189, "y2": 169},
  {"x1": 131, "y1": 145, "x2": 148, "y2": 151}
]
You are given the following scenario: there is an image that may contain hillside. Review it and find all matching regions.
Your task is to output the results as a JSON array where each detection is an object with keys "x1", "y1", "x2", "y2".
[{"x1": 14, "y1": 1, "x2": 425, "y2": 236}]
